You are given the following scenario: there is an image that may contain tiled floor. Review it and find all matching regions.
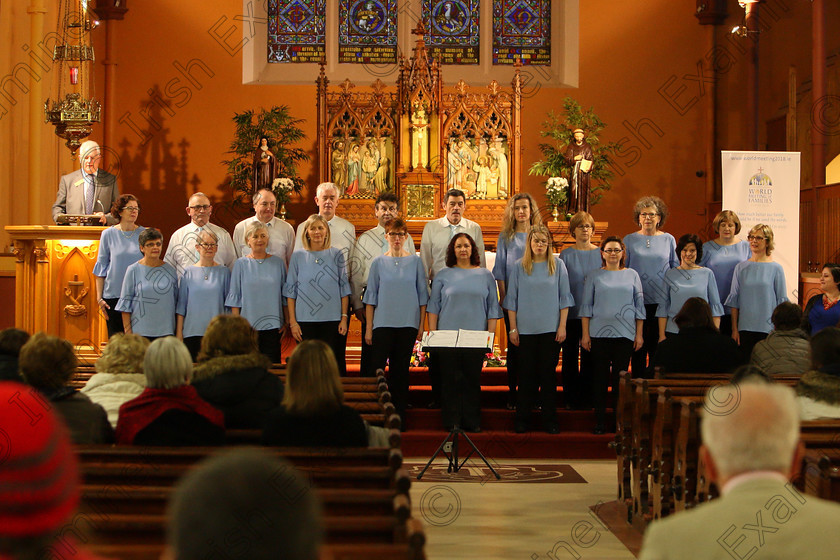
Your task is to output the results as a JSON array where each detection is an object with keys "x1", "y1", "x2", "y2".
[{"x1": 408, "y1": 459, "x2": 637, "y2": 560}]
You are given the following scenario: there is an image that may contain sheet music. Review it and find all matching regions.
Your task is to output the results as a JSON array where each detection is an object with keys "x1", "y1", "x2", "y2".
[{"x1": 421, "y1": 329, "x2": 494, "y2": 349}]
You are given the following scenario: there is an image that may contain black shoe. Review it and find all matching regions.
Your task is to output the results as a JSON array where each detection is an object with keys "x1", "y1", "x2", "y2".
[
  {"x1": 546, "y1": 424, "x2": 560, "y2": 435},
  {"x1": 514, "y1": 422, "x2": 528, "y2": 434}
]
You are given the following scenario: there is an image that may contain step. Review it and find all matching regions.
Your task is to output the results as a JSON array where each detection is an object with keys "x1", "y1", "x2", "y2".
[{"x1": 402, "y1": 430, "x2": 617, "y2": 460}]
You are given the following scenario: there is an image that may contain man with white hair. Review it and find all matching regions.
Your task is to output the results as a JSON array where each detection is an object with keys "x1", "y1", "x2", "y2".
[
  {"x1": 164, "y1": 192, "x2": 236, "y2": 277},
  {"x1": 233, "y1": 187, "x2": 295, "y2": 265},
  {"x1": 639, "y1": 382, "x2": 840, "y2": 559},
  {"x1": 51, "y1": 140, "x2": 120, "y2": 225},
  {"x1": 294, "y1": 182, "x2": 356, "y2": 265}
]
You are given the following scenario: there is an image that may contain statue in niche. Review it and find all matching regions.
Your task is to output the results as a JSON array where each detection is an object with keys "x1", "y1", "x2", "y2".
[
  {"x1": 564, "y1": 128, "x2": 594, "y2": 213},
  {"x1": 374, "y1": 156, "x2": 391, "y2": 194},
  {"x1": 362, "y1": 138, "x2": 380, "y2": 194},
  {"x1": 473, "y1": 156, "x2": 493, "y2": 199},
  {"x1": 253, "y1": 137, "x2": 275, "y2": 191},
  {"x1": 488, "y1": 139, "x2": 508, "y2": 197},
  {"x1": 457, "y1": 140, "x2": 477, "y2": 195},
  {"x1": 346, "y1": 142, "x2": 362, "y2": 196},
  {"x1": 410, "y1": 102, "x2": 429, "y2": 170},
  {"x1": 331, "y1": 140, "x2": 347, "y2": 194},
  {"x1": 446, "y1": 139, "x2": 462, "y2": 189}
]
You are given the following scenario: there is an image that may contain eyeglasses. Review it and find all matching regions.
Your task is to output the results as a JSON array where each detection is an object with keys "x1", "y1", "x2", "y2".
[
  {"x1": 189, "y1": 204, "x2": 211, "y2": 211},
  {"x1": 603, "y1": 248, "x2": 623, "y2": 253},
  {"x1": 747, "y1": 235, "x2": 766, "y2": 241},
  {"x1": 124, "y1": 206, "x2": 140, "y2": 212},
  {"x1": 387, "y1": 232, "x2": 407, "y2": 238},
  {"x1": 639, "y1": 212, "x2": 658, "y2": 218},
  {"x1": 576, "y1": 224, "x2": 594, "y2": 230},
  {"x1": 198, "y1": 242, "x2": 218, "y2": 248}
]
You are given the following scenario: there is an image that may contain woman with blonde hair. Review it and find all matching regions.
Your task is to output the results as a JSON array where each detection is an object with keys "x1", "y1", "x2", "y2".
[
  {"x1": 262, "y1": 340, "x2": 366, "y2": 447},
  {"x1": 493, "y1": 192, "x2": 543, "y2": 409},
  {"x1": 700, "y1": 210, "x2": 751, "y2": 337},
  {"x1": 81, "y1": 333, "x2": 149, "y2": 428},
  {"x1": 284, "y1": 214, "x2": 351, "y2": 376}
]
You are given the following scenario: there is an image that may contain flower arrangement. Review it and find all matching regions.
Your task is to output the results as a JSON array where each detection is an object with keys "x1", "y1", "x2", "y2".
[
  {"x1": 410, "y1": 340, "x2": 428, "y2": 367},
  {"x1": 272, "y1": 177, "x2": 295, "y2": 206},
  {"x1": 483, "y1": 348, "x2": 506, "y2": 368},
  {"x1": 545, "y1": 177, "x2": 568, "y2": 208}
]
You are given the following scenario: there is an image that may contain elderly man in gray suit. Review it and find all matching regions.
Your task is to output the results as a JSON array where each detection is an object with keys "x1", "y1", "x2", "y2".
[
  {"x1": 52, "y1": 140, "x2": 120, "y2": 225},
  {"x1": 639, "y1": 381, "x2": 840, "y2": 560}
]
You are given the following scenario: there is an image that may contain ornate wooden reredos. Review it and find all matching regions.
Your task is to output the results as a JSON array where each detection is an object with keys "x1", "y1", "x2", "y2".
[{"x1": 316, "y1": 21, "x2": 522, "y2": 240}]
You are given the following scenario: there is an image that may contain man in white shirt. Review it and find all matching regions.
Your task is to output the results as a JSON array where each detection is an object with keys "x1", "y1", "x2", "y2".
[
  {"x1": 420, "y1": 188, "x2": 486, "y2": 281},
  {"x1": 233, "y1": 188, "x2": 295, "y2": 265},
  {"x1": 164, "y1": 192, "x2": 237, "y2": 277},
  {"x1": 294, "y1": 182, "x2": 356, "y2": 264},
  {"x1": 351, "y1": 192, "x2": 416, "y2": 375}
]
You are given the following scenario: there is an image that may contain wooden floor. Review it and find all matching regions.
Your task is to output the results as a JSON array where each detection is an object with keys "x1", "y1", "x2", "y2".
[{"x1": 408, "y1": 459, "x2": 638, "y2": 560}]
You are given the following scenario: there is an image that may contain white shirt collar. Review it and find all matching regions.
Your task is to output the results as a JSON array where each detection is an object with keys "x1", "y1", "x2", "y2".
[{"x1": 721, "y1": 470, "x2": 788, "y2": 496}]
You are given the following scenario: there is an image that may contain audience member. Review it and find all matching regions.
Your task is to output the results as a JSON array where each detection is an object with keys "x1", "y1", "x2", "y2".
[
  {"x1": 116, "y1": 337, "x2": 224, "y2": 445},
  {"x1": 81, "y1": 333, "x2": 149, "y2": 428},
  {"x1": 729, "y1": 364, "x2": 774, "y2": 385},
  {"x1": 802, "y1": 263, "x2": 840, "y2": 336},
  {"x1": 751, "y1": 302, "x2": 811, "y2": 375},
  {"x1": 0, "y1": 327, "x2": 29, "y2": 381},
  {"x1": 165, "y1": 448, "x2": 323, "y2": 560},
  {"x1": 651, "y1": 297, "x2": 744, "y2": 375},
  {"x1": 19, "y1": 333, "x2": 114, "y2": 444},
  {"x1": 262, "y1": 340, "x2": 367, "y2": 447},
  {"x1": 640, "y1": 382, "x2": 840, "y2": 559},
  {"x1": 796, "y1": 327, "x2": 840, "y2": 420},
  {"x1": 193, "y1": 315, "x2": 283, "y2": 429}
]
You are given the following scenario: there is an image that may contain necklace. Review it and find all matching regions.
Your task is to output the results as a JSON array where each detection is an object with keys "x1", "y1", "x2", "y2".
[
  {"x1": 118, "y1": 226, "x2": 136, "y2": 239},
  {"x1": 824, "y1": 293, "x2": 840, "y2": 310}
]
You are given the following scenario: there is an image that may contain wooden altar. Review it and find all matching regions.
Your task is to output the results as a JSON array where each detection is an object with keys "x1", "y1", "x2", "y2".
[
  {"x1": 317, "y1": 22, "x2": 523, "y2": 247},
  {"x1": 6, "y1": 226, "x2": 106, "y2": 360}
]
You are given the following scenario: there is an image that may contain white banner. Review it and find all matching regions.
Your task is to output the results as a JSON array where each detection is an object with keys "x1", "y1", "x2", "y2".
[{"x1": 721, "y1": 151, "x2": 800, "y2": 302}]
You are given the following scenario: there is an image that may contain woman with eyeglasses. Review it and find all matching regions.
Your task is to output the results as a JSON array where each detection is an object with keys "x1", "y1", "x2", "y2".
[
  {"x1": 700, "y1": 211, "x2": 751, "y2": 337},
  {"x1": 559, "y1": 211, "x2": 602, "y2": 410},
  {"x1": 226, "y1": 221, "x2": 287, "y2": 363},
  {"x1": 176, "y1": 229, "x2": 232, "y2": 360},
  {"x1": 284, "y1": 214, "x2": 351, "y2": 376},
  {"x1": 623, "y1": 196, "x2": 678, "y2": 377},
  {"x1": 493, "y1": 193, "x2": 543, "y2": 410},
  {"x1": 725, "y1": 224, "x2": 787, "y2": 358},
  {"x1": 363, "y1": 218, "x2": 428, "y2": 428},
  {"x1": 503, "y1": 225, "x2": 574, "y2": 434},
  {"x1": 93, "y1": 194, "x2": 146, "y2": 337},
  {"x1": 579, "y1": 236, "x2": 645, "y2": 434},
  {"x1": 802, "y1": 264, "x2": 840, "y2": 336}
]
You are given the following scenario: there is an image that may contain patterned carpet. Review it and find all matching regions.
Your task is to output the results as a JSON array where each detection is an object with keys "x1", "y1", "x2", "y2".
[{"x1": 405, "y1": 461, "x2": 587, "y2": 483}]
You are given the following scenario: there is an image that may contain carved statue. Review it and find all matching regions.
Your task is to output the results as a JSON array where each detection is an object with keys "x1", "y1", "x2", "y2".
[
  {"x1": 472, "y1": 156, "x2": 492, "y2": 199},
  {"x1": 373, "y1": 156, "x2": 391, "y2": 194},
  {"x1": 564, "y1": 128, "x2": 594, "y2": 213},
  {"x1": 346, "y1": 143, "x2": 362, "y2": 196},
  {"x1": 331, "y1": 141, "x2": 347, "y2": 193},
  {"x1": 253, "y1": 137, "x2": 276, "y2": 191},
  {"x1": 410, "y1": 103, "x2": 429, "y2": 170},
  {"x1": 489, "y1": 140, "x2": 508, "y2": 197},
  {"x1": 362, "y1": 138, "x2": 380, "y2": 193}
]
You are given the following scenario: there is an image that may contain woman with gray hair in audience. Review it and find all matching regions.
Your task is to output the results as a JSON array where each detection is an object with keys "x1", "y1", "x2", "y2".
[
  {"x1": 116, "y1": 337, "x2": 224, "y2": 445},
  {"x1": 81, "y1": 333, "x2": 149, "y2": 428}
]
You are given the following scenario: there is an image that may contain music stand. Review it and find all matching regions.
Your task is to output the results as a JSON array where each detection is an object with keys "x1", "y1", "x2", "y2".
[{"x1": 56, "y1": 214, "x2": 102, "y2": 226}]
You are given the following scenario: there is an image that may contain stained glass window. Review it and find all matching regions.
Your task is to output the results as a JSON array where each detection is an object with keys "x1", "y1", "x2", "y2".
[
  {"x1": 268, "y1": 0, "x2": 327, "y2": 63},
  {"x1": 422, "y1": 0, "x2": 480, "y2": 65},
  {"x1": 338, "y1": 0, "x2": 398, "y2": 64},
  {"x1": 492, "y1": 0, "x2": 550, "y2": 65}
]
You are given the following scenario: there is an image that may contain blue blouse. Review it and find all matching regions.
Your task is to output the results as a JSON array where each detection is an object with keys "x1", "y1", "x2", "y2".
[
  {"x1": 808, "y1": 299, "x2": 840, "y2": 336},
  {"x1": 700, "y1": 240, "x2": 751, "y2": 311},
  {"x1": 503, "y1": 258, "x2": 575, "y2": 335},
  {"x1": 559, "y1": 247, "x2": 602, "y2": 320},
  {"x1": 579, "y1": 268, "x2": 646, "y2": 341},
  {"x1": 724, "y1": 261, "x2": 788, "y2": 334},
  {"x1": 284, "y1": 248, "x2": 351, "y2": 323},
  {"x1": 226, "y1": 256, "x2": 286, "y2": 331},
  {"x1": 492, "y1": 232, "x2": 527, "y2": 285},
  {"x1": 363, "y1": 255, "x2": 429, "y2": 330},
  {"x1": 93, "y1": 226, "x2": 146, "y2": 299},
  {"x1": 623, "y1": 232, "x2": 678, "y2": 305},
  {"x1": 656, "y1": 267, "x2": 724, "y2": 334},
  {"x1": 427, "y1": 267, "x2": 503, "y2": 331},
  {"x1": 176, "y1": 265, "x2": 231, "y2": 338},
  {"x1": 116, "y1": 262, "x2": 178, "y2": 337}
]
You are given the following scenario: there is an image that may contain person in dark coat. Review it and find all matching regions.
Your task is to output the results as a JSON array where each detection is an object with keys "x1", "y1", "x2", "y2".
[
  {"x1": 19, "y1": 332, "x2": 114, "y2": 444},
  {"x1": 116, "y1": 337, "x2": 224, "y2": 446},
  {"x1": 751, "y1": 302, "x2": 811, "y2": 376},
  {"x1": 0, "y1": 328, "x2": 29, "y2": 382},
  {"x1": 263, "y1": 340, "x2": 367, "y2": 447},
  {"x1": 193, "y1": 315, "x2": 283, "y2": 429},
  {"x1": 651, "y1": 297, "x2": 744, "y2": 375}
]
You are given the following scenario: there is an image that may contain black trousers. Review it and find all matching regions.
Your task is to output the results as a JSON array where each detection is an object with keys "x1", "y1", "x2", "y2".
[
  {"x1": 738, "y1": 330, "x2": 768, "y2": 363},
  {"x1": 371, "y1": 327, "x2": 418, "y2": 429},
  {"x1": 184, "y1": 336, "x2": 203, "y2": 361},
  {"x1": 103, "y1": 297, "x2": 124, "y2": 339},
  {"x1": 591, "y1": 337, "x2": 634, "y2": 427},
  {"x1": 437, "y1": 348, "x2": 484, "y2": 430},
  {"x1": 562, "y1": 318, "x2": 593, "y2": 409},
  {"x1": 257, "y1": 329, "x2": 281, "y2": 364},
  {"x1": 359, "y1": 316, "x2": 374, "y2": 377},
  {"x1": 719, "y1": 313, "x2": 733, "y2": 338},
  {"x1": 300, "y1": 321, "x2": 347, "y2": 376},
  {"x1": 516, "y1": 333, "x2": 560, "y2": 427},
  {"x1": 630, "y1": 304, "x2": 658, "y2": 378},
  {"x1": 503, "y1": 311, "x2": 519, "y2": 401}
]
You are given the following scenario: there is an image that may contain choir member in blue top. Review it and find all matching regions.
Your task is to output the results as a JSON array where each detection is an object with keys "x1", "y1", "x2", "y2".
[
  {"x1": 503, "y1": 225, "x2": 574, "y2": 434},
  {"x1": 579, "y1": 236, "x2": 646, "y2": 434},
  {"x1": 285, "y1": 214, "x2": 351, "y2": 376},
  {"x1": 725, "y1": 224, "x2": 788, "y2": 359},
  {"x1": 176, "y1": 230, "x2": 232, "y2": 360},
  {"x1": 656, "y1": 234, "x2": 724, "y2": 341},
  {"x1": 93, "y1": 194, "x2": 145, "y2": 337},
  {"x1": 802, "y1": 265, "x2": 840, "y2": 336},
  {"x1": 700, "y1": 210, "x2": 751, "y2": 337},
  {"x1": 226, "y1": 221, "x2": 287, "y2": 363},
  {"x1": 117, "y1": 228, "x2": 178, "y2": 341},
  {"x1": 624, "y1": 196, "x2": 678, "y2": 378},
  {"x1": 427, "y1": 233, "x2": 503, "y2": 432},
  {"x1": 493, "y1": 193, "x2": 542, "y2": 410},
  {"x1": 559, "y1": 211, "x2": 602, "y2": 410},
  {"x1": 363, "y1": 218, "x2": 429, "y2": 428}
]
